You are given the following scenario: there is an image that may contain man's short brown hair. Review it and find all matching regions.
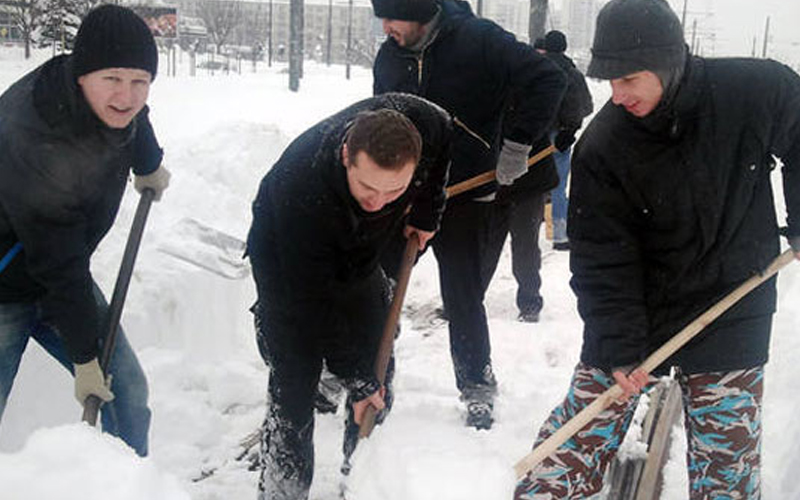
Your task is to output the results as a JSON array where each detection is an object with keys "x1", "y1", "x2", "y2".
[{"x1": 346, "y1": 109, "x2": 422, "y2": 171}]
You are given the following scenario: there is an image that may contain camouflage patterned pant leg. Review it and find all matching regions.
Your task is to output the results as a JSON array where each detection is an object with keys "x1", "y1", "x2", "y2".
[
  {"x1": 680, "y1": 367, "x2": 764, "y2": 500},
  {"x1": 514, "y1": 363, "x2": 654, "y2": 499}
]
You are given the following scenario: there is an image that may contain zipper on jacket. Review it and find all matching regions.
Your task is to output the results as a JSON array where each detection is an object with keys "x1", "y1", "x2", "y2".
[
  {"x1": 412, "y1": 29, "x2": 439, "y2": 91},
  {"x1": 453, "y1": 117, "x2": 492, "y2": 150}
]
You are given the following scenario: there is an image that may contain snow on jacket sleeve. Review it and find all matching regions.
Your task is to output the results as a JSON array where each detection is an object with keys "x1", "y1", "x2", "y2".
[
  {"x1": 481, "y1": 21, "x2": 567, "y2": 145},
  {"x1": 768, "y1": 63, "x2": 800, "y2": 239},
  {"x1": 0, "y1": 134, "x2": 99, "y2": 364},
  {"x1": 569, "y1": 133, "x2": 649, "y2": 370}
]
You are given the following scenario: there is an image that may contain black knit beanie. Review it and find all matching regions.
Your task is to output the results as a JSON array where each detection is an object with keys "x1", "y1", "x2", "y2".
[
  {"x1": 587, "y1": 0, "x2": 685, "y2": 80},
  {"x1": 371, "y1": 0, "x2": 438, "y2": 23},
  {"x1": 72, "y1": 5, "x2": 158, "y2": 80},
  {"x1": 544, "y1": 30, "x2": 567, "y2": 53}
]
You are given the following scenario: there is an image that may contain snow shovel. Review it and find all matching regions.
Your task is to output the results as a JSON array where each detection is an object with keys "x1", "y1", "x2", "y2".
[
  {"x1": 513, "y1": 248, "x2": 797, "y2": 480},
  {"x1": 82, "y1": 188, "x2": 155, "y2": 426},
  {"x1": 357, "y1": 145, "x2": 557, "y2": 437}
]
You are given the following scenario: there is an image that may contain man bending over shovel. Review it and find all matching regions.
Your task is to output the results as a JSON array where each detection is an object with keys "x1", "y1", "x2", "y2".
[
  {"x1": 247, "y1": 93, "x2": 452, "y2": 500},
  {"x1": 515, "y1": 0, "x2": 800, "y2": 498}
]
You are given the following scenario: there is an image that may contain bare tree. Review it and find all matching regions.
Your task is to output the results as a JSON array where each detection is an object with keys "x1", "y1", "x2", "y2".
[
  {"x1": 288, "y1": 0, "x2": 302, "y2": 91},
  {"x1": 197, "y1": 0, "x2": 243, "y2": 53},
  {"x1": 9, "y1": 0, "x2": 47, "y2": 59},
  {"x1": 39, "y1": 0, "x2": 92, "y2": 51},
  {"x1": 528, "y1": 0, "x2": 548, "y2": 44}
]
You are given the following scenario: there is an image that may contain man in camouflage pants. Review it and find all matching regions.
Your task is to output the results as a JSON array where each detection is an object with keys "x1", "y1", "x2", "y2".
[{"x1": 515, "y1": 0, "x2": 800, "y2": 498}]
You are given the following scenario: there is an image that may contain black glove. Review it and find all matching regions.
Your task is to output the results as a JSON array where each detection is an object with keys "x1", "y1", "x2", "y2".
[
  {"x1": 345, "y1": 376, "x2": 381, "y2": 402},
  {"x1": 554, "y1": 130, "x2": 576, "y2": 152}
]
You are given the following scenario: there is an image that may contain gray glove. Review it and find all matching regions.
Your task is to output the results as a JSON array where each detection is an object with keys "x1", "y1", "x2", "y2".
[
  {"x1": 134, "y1": 164, "x2": 171, "y2": 201},
  {"x1": 74, "y1": 358, "x2": 114, "y2": 406},
  {"x1": 495, "y1": 139, "x2": 532, "y2": 186}
]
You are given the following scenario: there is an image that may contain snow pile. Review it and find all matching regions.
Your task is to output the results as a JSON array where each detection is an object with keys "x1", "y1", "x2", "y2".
[{"x1": 0, "y1": 424, "x2": 189, "y2": 500}]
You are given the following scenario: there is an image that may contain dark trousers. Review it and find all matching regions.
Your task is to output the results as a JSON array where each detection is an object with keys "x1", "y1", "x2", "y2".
[
  {"x1": 432, "y1": 199, "x2": 510, "y2": 400},
  {"x1": 255, "y1": 269, "x2": 393, "y2": 500},
  {"x1": 508, "y1": 192, "x2": 545, "y2": 315}
]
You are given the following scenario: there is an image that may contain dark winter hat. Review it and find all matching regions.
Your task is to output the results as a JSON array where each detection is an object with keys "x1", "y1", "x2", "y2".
[
  {"x1": 371, "y1": 0, "x2": 438, "y2": 23},
  {"x1": 544, "y1": 30, "x2": 567, "y2": 53},
  {"x1": 72, "y1": 4, "x2": 158, "y2": 80},
  {"x1": 587, "y1": 0, "x2": 685, "y2": 80}
]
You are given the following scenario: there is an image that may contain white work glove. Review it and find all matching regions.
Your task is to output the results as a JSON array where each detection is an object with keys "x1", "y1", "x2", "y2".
[
  {"x1": 74, "y1": 358, "x2": 114, "y2": 406},
  {"x1": 134, "y1": 164, "x2": 171, "y2": 201},
  {"x1": 495, "y1": 139, "x2": 532, "y2": 186}
]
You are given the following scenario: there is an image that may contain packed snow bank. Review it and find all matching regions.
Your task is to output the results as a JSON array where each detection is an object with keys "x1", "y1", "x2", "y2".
[{"x1": 0, "y1": 424, "x2": 190, "y2": 500}]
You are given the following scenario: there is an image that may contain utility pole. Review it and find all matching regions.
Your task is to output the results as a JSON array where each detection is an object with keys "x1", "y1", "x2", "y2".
[
  {"x1": 326, "y1": 0, "x2": 333, "y2": 66},
  {"x1": 346, "y1": 0, "x2": 353, "y2": 79},
  {"x1": 751, "y1": 36, "x2": 757, "y2": 57},
  {"x1": 268, "y1": 0, "x2": 273, "y2": 67},
  {"x1": 476, "y1": 0, "x2": 483, "y2": 17},
  {"x1": 681, "y1": 0, "x2": 688, "y2": 30},
  {"x1": 761, "y1": 16, "x2": 770, "y2": 58},
  {"x1": 690, "y1": 18, "x2": 697, "y2": 54}
]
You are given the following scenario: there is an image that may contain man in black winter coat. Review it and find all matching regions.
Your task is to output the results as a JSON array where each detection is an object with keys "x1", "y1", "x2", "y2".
[
  {"x1": 0, "y1": 5, "x2": 169, "y2": 457},
  {"x1": 515, "y1": 0, "x2": 800, "y2": 498},
  {"x1": 372, "y1": 0, "x2": 566, "y2": 429},
  {"x1": 248, "y1": 93, "x2": 451, "y2": 500},
  {"x1": 541, "y1": 30, "x2": 593, "y2": 252}
]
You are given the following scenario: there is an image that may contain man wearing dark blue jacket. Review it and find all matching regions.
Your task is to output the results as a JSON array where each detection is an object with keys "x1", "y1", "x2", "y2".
[
  {"x1": 0, "y1": 5, "x2": 169, "y2": 456},
  {"x1": 372, "y1": 0, "x2": 566, "y2": 429},
  {"x1": 248, "y1": 93, "x2": 452, "y2": 500}
]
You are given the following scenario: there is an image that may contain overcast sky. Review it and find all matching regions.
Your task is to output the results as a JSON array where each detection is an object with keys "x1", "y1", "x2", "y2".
[
  {"x1": 664, "y1": 0, "x2": 800, "y2": 61},
  {"x1": 548, "y1": 0, "x2": 800, "y2": 66}
]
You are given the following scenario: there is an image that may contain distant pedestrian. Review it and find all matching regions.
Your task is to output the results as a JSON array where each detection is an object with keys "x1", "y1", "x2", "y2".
[{"x1": 542, "y1": 30, "x2": 593, "y2": 251}]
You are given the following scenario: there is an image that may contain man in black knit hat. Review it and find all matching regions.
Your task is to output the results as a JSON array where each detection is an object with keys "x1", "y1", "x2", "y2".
[
  {"x1": 0, "y1": 4, "x2": 168, "y2": 456},
  {"x1": 372, "y1": 0, "x2": 566, "y2": 430},
  {"x1": 515, "y1": 0, "x2": 800, "y2": 498}
]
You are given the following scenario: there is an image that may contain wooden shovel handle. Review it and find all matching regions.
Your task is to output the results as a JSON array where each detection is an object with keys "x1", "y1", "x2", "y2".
[
  {"x1": 445, "y1": 144, "x2": 556, "y2": 198},
  {"x1": 359, "y1": 233, "x2": 419, "y2": 438},
  {"x1": 513, "y1": 249, "x2": 797, "y2": 480}
]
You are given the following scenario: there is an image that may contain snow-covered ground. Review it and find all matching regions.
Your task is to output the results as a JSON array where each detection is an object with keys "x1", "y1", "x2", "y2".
[{"x1": 0, "y1": 47, "x2": 798, "y2": 500}]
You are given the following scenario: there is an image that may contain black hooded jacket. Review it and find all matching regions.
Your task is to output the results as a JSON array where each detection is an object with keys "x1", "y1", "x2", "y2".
[
  {"x1": 247, "y1": 93, "x2": 451, "y2": 385},
  {"x1": 373, "y1": 0, "x2": 565, "y2": 201},
  {"x1": 0, "y1": 55, "x2": 163, "y2": 363},
  {"x1": 570, "y1": 56, "x2": 800, "y2": 373}
]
